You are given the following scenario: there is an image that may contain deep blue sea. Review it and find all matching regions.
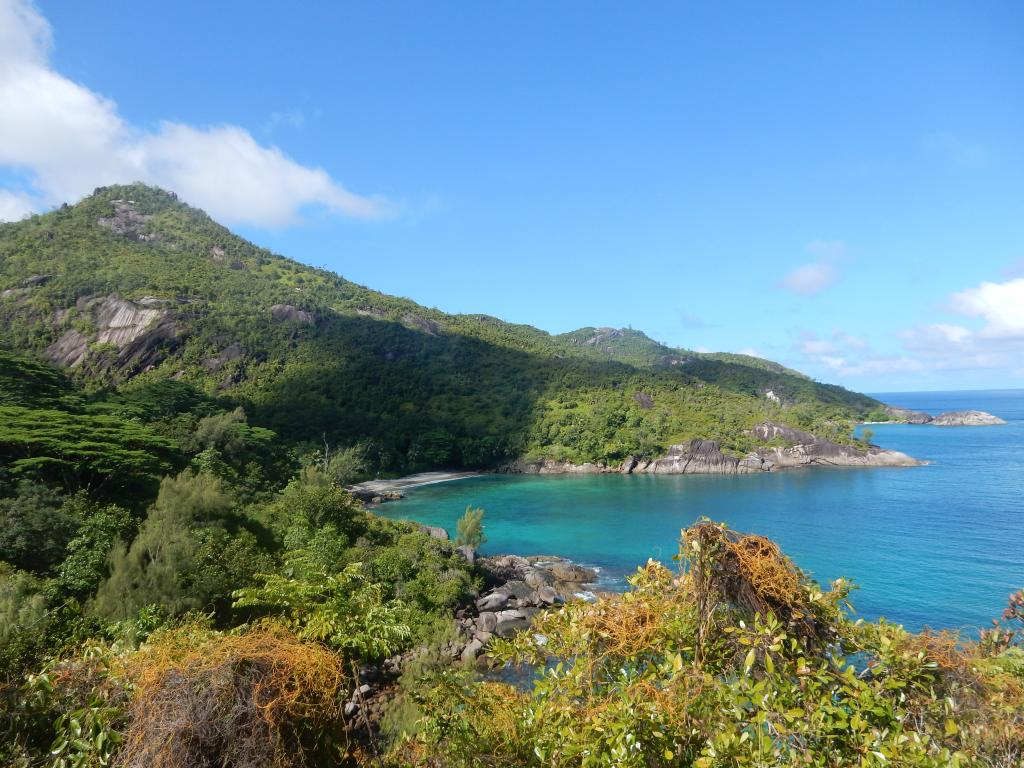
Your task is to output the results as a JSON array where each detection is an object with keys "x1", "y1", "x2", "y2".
[{"x1": 379, "y1": 390, "x2": 1024, "y2": 633}]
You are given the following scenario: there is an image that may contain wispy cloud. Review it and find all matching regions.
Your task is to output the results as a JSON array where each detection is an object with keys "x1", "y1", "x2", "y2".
[
  {"x1": 922, "y1": 132, "x2": 989, "y2": 170},
  {"x1": 779, "y1": 240, "x2": 846, "y2": 295},
  {"x1": 0, "y1": 0, "x2": 392, "y2": 227},
  {"x1": 792, "y1": 277, "x2": 1024, "y2": 383},
  {"x1": 264, "y1": 109, "x2": 307, "y2": 133}
]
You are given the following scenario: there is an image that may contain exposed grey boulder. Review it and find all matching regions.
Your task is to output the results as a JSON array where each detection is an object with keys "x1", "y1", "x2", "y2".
[
  {"x1": 97, "y1": 200, "x2": 158, "y2": 241},
  {"x1": 494, "y1": 618, "x2": 531, "y2": 638},
  {"x1": 456, "y1": 545, "x2": 476, "y2": 564},
  {"x1": 931, "y1": 410, "x2": 1006, "y2": 426},
  {"x1": 460, "y1": 637, "x2": 484, "y2": 661},
  {"x1": 270, "y1": 303, "x2": 315, "y2": 325},
  {"x1": 548, "y1": 562, "x2": 598, "y2": 583},
  {"x1": 476, "y1": 612, "x2": 497, "y2": 633},
  {"x1": 536, "y1": 585, "x2": 561, "y2": 605},
  {"x1": 476, "y1": 592, "x2": 509, "y2": 612},
  {"x1": 203, "y1": 342, "x2": 244, "y2": 372},
  {"x1": 884, "y1": 405, "x2": 933, "y2": 424},
  {"x1": 495, "y1": 609, "x2": 526, "y2": 622},
  {"x1": 419, "y1": 525, "x2": 449, "y2": 541}
]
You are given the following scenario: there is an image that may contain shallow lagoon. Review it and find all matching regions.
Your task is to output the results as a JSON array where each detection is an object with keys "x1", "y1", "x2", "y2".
[{"x1": 380, "y1": 390, "x2": 1024, "y2": 632}]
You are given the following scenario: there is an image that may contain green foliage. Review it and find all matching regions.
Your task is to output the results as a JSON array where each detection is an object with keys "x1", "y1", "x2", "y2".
[
  {"x1": 55, "y1": 497, "x2": 133, "y2": 600},
  {"x1": 93, "y1": 471, "x2": 236, "y2": 619},
  {"x1": 454, "y1": 506, "x2": 486, "y2": 549},
  {"x1": 0, "y1": 483, "x2": 79, "y2": 574},
  {"x1": 406, "y1": 526, "x2": 1024, "y2": 767},
  {"x1": 234, "y1": 552, "x2": 411, "y2": 661},
  {"x1": 0, "y1": 565, "x2": 51, "y2": 676},
  {"x1": 0, "y1": 402, "x2": 180, "y2": 503}
]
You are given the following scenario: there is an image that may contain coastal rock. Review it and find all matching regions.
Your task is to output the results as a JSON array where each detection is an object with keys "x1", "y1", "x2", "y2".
[
  {"x1": 456, "y1": 544, "x2": 476, "y2": 564},
  {"x1": 494, "y1": 618, "x2": 531, "y2": 638},
  {"x1": 640, "y1": 439, "x2": 769, "y2": 475},
  {"x1": 501, "y1": 458, "x2": 608, "y2": 474},
  {"x1": 461, "y1": 637, "x2": 484, "y2": 661},
  {"x1": 548, "y1": 562, "x2": 598, "y2": 583},
  {"x1": 476, "y1": 592, "x2": 509, "y2": 612},
  {"x1": 931, "y1": 410, "x2": 1006, "y2": 426},
  {"x1": 884, "y1": 405, "x2": 933, "y2": 424},
  {"x1": 512, "y1": 421, "x2": 921, "y2": 476},
  {"x1": 536, "y1": 585, "x2": 561, "y2": 605}
]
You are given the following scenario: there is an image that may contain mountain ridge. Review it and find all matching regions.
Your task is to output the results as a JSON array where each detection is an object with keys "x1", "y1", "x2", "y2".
[{"x1": 0, "y1": 183, "x2": 885, "y2": 474}]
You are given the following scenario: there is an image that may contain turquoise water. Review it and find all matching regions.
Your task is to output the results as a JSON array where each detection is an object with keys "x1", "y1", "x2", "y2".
[{"x1": 379, "y1": 390, "x2": 1024, "y2": 632}]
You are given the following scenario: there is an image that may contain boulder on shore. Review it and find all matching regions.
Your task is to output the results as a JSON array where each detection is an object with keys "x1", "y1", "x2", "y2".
[{"x1": 931, "y1": 410, "x2": 1006, "y2": 426}]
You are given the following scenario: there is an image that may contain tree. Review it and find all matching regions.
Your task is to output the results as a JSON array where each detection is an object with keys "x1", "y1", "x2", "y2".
[
  {"x1": 0, "y1": 483, "x2": 78, "y2": 573},
  {"x1": 455, "y1": 506, "x2": 486, "y2": 549},
  {"x1": 94, "y1": 470, "x2": 233, "y2": 619}
]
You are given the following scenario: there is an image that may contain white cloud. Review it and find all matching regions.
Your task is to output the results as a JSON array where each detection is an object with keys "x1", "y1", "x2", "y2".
[
  {"x1": 0, "y1": 0, "x2": 390, "y2": 227},
  {"x1": 780, "y1": 241, "x2": 846, "y2": 295},
  {"x1": 950, "y1": 278, "x2": 1024, "y2": 339},
  {"x1": 738, "y1": 347, "x2": 763, "y2": 358},
  {"x1": 0, "y1": 189, "x2": 37, "y2": 220}
]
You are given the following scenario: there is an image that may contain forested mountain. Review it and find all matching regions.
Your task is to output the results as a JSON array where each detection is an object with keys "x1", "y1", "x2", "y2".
[{"x1": 0, "y1": 184, "x2": 882, "y2": 474}]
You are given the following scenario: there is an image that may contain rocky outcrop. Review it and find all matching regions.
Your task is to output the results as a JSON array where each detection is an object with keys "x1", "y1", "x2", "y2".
[
  {"x1": 931, "y1": 410, "x2": 1006, "y2": 426},
  {"x1": 503, "y1": 421, "x2": 920, "y2": 476},
  {"x1": 454, "y1": 555, "x2": 599, "y2": 661},
  {"x1": 400, "y1": 313, "x2": 441, "y2": 336},
  {"x1": 43, "y1": 295, "x2": 183, "y2": 372},
  {"x1": 270, "y1": 304, "x2": 314, "y2": 325},
  {"x1": 97, "y1": 200, "x2": 160, "y2": 242},
  {"x1": 638, "y1": 439, "x2": 768, "y2": 474},
  {"x1": 203, "y1": 342, "x2": 244, "y2": 373},
  {"x1": 883, "y1": 405, "x2": 934, "y2": 424}
]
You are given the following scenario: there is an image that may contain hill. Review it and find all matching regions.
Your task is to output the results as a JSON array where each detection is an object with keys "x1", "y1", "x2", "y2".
[{"x1": 0, "y1": 184, "x2": 883, "y2": 474}]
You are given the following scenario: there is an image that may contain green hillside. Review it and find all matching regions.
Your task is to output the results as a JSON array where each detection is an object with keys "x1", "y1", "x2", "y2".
[{"x1": 0, "y1": 184, "x2": 881, "y2": 473}]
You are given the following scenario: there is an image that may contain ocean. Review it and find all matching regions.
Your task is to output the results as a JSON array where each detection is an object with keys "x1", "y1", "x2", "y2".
[{"x1": 378, "y1": 390, "x2": 1024, "y2": 632}]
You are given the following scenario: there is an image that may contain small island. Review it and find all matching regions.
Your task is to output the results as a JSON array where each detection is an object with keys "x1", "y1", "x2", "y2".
[
  {"x1": 884, "y1": 406, "x2": 1006, "y2": 426},
  {"x1": 931, "y1": 410, "x2": 1007, "y2": 426}
]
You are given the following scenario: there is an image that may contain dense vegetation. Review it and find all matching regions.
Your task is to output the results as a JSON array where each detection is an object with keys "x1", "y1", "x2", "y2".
[
  {"x1": 5, "y1": 184, "x2": 1014, "y2": 767},
  {"x1": 404, "y1": 523, "x2": 1024, "y2": 767},
  {"x1": 0, "y1": 184, "x2": 881, "y2": 475},
  {"x1": 0, "y1": 350, "x2": 480, "y2": 765}
]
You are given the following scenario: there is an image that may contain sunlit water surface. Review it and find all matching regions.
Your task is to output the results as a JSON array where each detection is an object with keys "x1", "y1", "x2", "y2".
[{"x1": 379, "y1": 390, "x2": 1024, "y2": 631}]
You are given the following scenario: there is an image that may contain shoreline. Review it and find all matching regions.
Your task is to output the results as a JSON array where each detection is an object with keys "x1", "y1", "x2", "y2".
[{"x1": 348, "y1": 470, "x2": 479, "y2": 496}]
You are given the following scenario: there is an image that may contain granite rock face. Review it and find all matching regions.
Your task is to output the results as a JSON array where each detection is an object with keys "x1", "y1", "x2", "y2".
[
  {"x1": 931, "y1": 410, "x2": 1006, "y2": 426},
  {"x1": 43, "y1": 295, "x2": 182, "y2": 372},
  {"x1": 883, "y1": 405, "x2": 934, "y2": 424},
  {"x1": 270, "y1": 304, "x2": 315, "y2": 325},
  {"x1": 452, "y1": 554, "x2": 598, "y2": 661}
]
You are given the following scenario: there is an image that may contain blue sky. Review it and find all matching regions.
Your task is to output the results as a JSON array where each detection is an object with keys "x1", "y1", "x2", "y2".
[{"x1": 2, "y1": 1, "x2": 1023, "y2": 391}]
